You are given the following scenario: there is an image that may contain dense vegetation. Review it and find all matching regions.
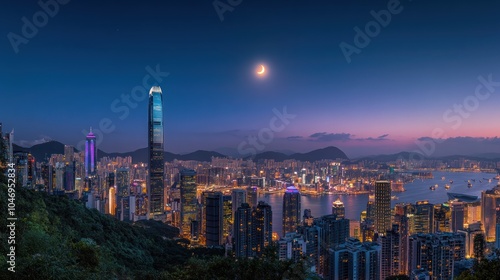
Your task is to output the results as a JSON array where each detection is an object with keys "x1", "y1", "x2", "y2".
[
  {"x1": 455, "y1": 253, "x2": 500, "y2": 280},
  {"x1": 0, "y1": 182, "x2": 309, "y2": 279}
]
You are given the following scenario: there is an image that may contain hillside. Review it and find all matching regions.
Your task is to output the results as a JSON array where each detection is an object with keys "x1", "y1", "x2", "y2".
[
  {"x1": 252, "y1": 146, "x2": 349, "y2": 162},
  {"x1": 0, "y1": 183, "x2": 194, "y2": 279},
  {"x1": 0, "y1": 182, "x2": 309, "y2": 279}
]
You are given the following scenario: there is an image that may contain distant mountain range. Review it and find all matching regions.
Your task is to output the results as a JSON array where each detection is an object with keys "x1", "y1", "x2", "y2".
[
  {"x1": 356, "y1": 151, "x2": 500, "y2": 162},
  {"x1": 12, "y1": 141, "x2": 226, "y2": 163},
  {"x1": 12, "y1": 141, "x2": 349, "y2": 163},
  {"x1": 249, "y1": 146, "x2": 349, "y2": 162},
  {"x1": 12, "y1": 141, "x2": 500, "y2": 163}
]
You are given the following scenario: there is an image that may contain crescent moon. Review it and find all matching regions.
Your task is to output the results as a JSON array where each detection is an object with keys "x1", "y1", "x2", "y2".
[{"x1": 257, "y1": 65, "x2": 265, "y2": 75}]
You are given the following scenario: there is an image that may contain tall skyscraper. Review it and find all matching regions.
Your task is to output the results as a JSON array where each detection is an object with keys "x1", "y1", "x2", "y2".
[
  {"x1": 481, "y1": 183, "x2": 500, "y2": 242},
  {"x1": 246, "y1": 186, "x2": 258, "y2": 209},
  {"x1": 332, "y1": 197, "x2": 345, "y2": 219},
  {"x1": 380, "y1": 224, "x2": 402, "y2": 280},
  {"x1": 433, "y1": 203, "x2": 451, "y2": 233},
  {"x1": 252, "y1": 201, "x2": 273, "y2": 256},
  {"x1": 374, "y1": 181, "x2": 391, "y2": 233},
  {"x1": 450, "y1": 201, "x2": 465, "y2": 232},
  {"x1": 27, "y1": 154, "x2": 36, "y2": 188},
  {"x1": 64, "y1": 145, "x2": 74, "y2": 162},
  {"x1": 414, "y1": 200, "x2": 434, "y2": 234},
  {"x1": 222, "y1": 195, "x2": 232, "y2": 240},
  {"x1": 317, "y1": 214, "x2": 350, "y2": 277},
  {"x1": 231, "y1": 189, "x2": 246, "y2": 222},
  {"x1": 283, "y1": 186, "x2": 301, "y2": 236},
  {"x1": 394, "y1": 213, "x2": 409, "y2": 275},
  {"x1": 496, "y1": 206, "x2": 500, "y2": 249},
  {"x1": 234, "y1": 203, "x2": 253, "y2": 257},
  {"x1": 180, "y1": 169, "x2": 197, "y2": 239},
  {"x1": 84, "y1": 128, "x2": 97, "y2": 177},
  {"x1": 116, "y1": 168, "x2": 132, "y2": 221},
  {"x1": 202, "y1": 191, "x2": 223, "y2": 246},
  {"x1": 148, "y1": 86, "x2": 165, "y2": 218}
]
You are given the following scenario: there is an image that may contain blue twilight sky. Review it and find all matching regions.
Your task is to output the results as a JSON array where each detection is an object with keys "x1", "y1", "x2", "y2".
[{"x1": 1, "y1": 0, "x2": 500, "y2": 158}]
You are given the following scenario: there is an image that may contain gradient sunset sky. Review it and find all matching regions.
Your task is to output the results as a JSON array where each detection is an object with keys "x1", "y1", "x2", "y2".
[{"x1": 2, "y1": 0, "x2": 500, "y2": 157}]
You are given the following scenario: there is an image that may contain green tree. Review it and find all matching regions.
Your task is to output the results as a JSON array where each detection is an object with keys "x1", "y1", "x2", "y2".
[{"x1": 456, "y1": 254, "x2": 500, "y2": 280}]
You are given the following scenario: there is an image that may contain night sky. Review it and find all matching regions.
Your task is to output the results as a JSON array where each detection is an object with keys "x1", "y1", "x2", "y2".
[{"x1": 2, "y1": 0, "x2": 500, "y2": 157}]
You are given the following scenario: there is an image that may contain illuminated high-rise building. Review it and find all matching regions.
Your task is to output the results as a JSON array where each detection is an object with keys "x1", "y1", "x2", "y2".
[
  {"x1": 332, "y1": 197, "x2": 345, "y2": 219},
  {"x1": 222, "y1": 195, "x2": 232, "y2": 239},
  {"x1": 481, "y1": 183, "x2": 500, "y2": 242},
  {"x1": 433, "y1": 203, "x2": 451, "y2": 233},
  {"x1": 283, "y1": 186, "x2": 301, "y2": 235},
  {"x1": 317, "y1": 214, "x2": 350, "y2": 277},
  {"x1": 234, "y1": 203, "x2": 253, "y2": 257},
  {"x1": 495, "y1": 206, "x2": 500, "y2": 249},
  {"x1": 84, "y1": 128, "x2": 97, "y2": 177},
  {"x1": 64, "y1": 162, "x2": 75, "y2": 192},
  {"x1": 458, "y1": 222, "x2": 484, "y2": 259},
  {"x1": 408, "y1": 232, "x2": 465, "y2": 279},
  {"x1": 414, "y1": 200, "x2": 434, "y2": 234},
  {"x1": 180, "y1": 169, "x2": 197, "y2": 238},
  {"x1": 252, "y1": 201, "x2": 273, "y2": 256},
  {"x1": 451, "y1": 201, "x2": 465, "y2": 232},
  {"x1": 116, "y1": 168, "x2": 130, "y2": 197},
  {"x1": 64, "y1": 145, "x2": 74, "y2": 162},
  {"x1": 201, "y1": 191, "x2": 223, "y2": 246},
  {"x1": 380, "y1": 224, "x2": 402, "y2": 280},
  {"x1": 148, "y1": 86, "x2": 165, "y2": 218},
  {"x1": 231, "y1": 189, "x2": 246, "y2": 222},
  {"x1": 27, "y1": 154, "x2": 35, "y2": 188},
  {"x1": 13, "y1": 152, "x2": 28, "y2": 188},
  {"x1": 329, "y1": 238, "x2": 380, "y2": 280},
  {"x1": 116, "y1": 168, "x2": 132, "y2": 221},
  {"x1": 246, "y1": 186, "x2": 258, "y2": 209},
  {"x1": 374, "y1": 181, "x2": 391, "y2": 233}
]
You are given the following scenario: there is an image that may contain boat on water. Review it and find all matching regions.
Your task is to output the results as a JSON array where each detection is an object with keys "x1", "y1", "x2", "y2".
[
  {"x1": 450, "y1": 180, "x2": 454, "y2": 184},
  {"x1": 441, "y1": 176, "x2": 446, "y2": 180},
  {"x1": 430, "y1": 185, "x2": 436, "y2": 191},
  {"x1": 468, "y1": 182, "x2": 472, "y2": 188},
  {"x1": 391, "y1": 195, "x2": 399, "y2": 200},
  {"x1": 445, "y1": 184, "x2": 450, "y2": 190}
]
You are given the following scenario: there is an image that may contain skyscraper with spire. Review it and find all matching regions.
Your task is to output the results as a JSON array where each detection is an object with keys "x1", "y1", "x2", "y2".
[
  {"x1": 84, "y1": 128, "x2": 97, "y2": 178},
  {"x1": 148, "y1": 86, "x2": 165, "y2": 219}
]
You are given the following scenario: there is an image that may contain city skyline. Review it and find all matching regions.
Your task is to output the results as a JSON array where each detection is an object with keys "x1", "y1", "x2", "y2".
[{"x1": 2, "y1": 1, "x2": 500, "y2": 158}]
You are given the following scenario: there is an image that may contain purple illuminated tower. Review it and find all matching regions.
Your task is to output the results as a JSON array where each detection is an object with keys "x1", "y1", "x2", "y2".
[{"x1": 85, "y1": 128, "x2": 97, "y2": 177}]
